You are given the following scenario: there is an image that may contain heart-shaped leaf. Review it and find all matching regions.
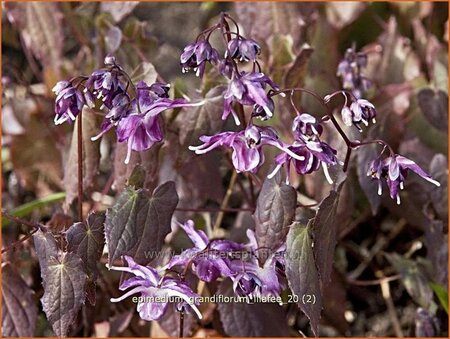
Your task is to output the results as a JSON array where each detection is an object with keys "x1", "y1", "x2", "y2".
[{"x1": 105, "y1": 181, "x2": 178, "y2": 265}]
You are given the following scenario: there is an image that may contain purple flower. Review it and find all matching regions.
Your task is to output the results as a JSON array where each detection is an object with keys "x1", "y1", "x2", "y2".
[
  {"x1": 53, "y1": 81, "x2": 85, "y2": 125},
  {"x1": 218, "y1": 58, "x2": 234, "y2": 79},
  {"x1": 367, "y1": 154, "x2": 440, "y2": 204},
  {"x1": 180, "y1": 40, "x2": 219, "y2": 77},
  {"x1": 252, "y1": 97, "x2": 275, "y2": 121},
  {"x1": 167, "y1": 220, "x2": 242, "y2": 282},
  {"x1": 224, "y1": 72, "x2": 279, "y2": 125},
  {"x1": 226, "y1": 38, "x2": 261, "y2": 62},
  {"x1": 229, "y1": 230, "x2": 284, "y2": 298},
  {"x1": 347, "y1": 99, "x2": 377, "y2": 130},
  {"x1": 270, "y1": 139, "x2": 338, "y2": 184},
  {"x1": 92, "y1": 80, "x2": 203, "y2": 163},
  {"x1": 107, "y1": 256, "x2": 202, "y2": 321},
  {"x1": 189, "y1": 124, "x2": 304, "y2": 173},
  {"x1": 85, "y1": 69, "x2": 126, "y2": 109},
  {"x1": 292, "y1": 113, "x2": 323, "y2": 139}
]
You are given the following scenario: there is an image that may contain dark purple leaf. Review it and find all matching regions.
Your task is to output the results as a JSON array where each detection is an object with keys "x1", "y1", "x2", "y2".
[
  {"x1": 357, "y1": 137, "x2": 382, "y2": 215},
  {"x1": 33, "y1": 229, "x2": 59, "y2": 281},
  {"x1": 217, "y1": 280, "x2": 290, "y2": 337},
  {"x1": 41, "y1": 252, "x2": 87, "y2": 337},
  {"x1": 285, "y1": 221, "x2": 322, "y2": 337},
  {"x1": 254, "y1": 170, "x2": 296, "y2": 259},
  {"x1": 385, "y1": 253, "x2": 433, "y2": 309},
  {"x1": 178, "y1": 86, "x2": 226, "y2": 151},
  {"x1": 417, "y1": 88, "x2": 448, "y2": 132},
  {"x1": 2, "y1": 263, "x2": 38, "y2": 337},
  {"x1": 64, "y1": 108, "x2": 101, "y2": 207},
  {"x1": 66, "y1": 211, "x2": 106, "y2": 305},
  {"x1": 113, "y1": 142, "x2": 161, "y2": 193},
  {"x1": 424, "y1": 220, "x2": 447, "y2": 286},
  {"x1": 311, "y1": 180, "x2": 345, "y2": 285},
  {"x1": 157, "y1": 305, "x2": 194, "y2": 337},
  {"x1": 105, "y1": 181, "x2": 178, "y2": 265},
  {"x1": 283, "y1": 43, "x2": 314, "y2": 89}
]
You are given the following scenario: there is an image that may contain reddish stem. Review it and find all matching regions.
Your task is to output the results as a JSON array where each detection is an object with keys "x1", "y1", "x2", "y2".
[{"x1": 77, "y1": 110, "x2": 84, "y2": 221}]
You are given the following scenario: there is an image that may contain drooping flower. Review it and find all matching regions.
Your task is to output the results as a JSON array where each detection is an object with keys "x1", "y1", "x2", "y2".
[
  {"x1": 189, "y1": 124, "x2": 304, "y2": 173},
  {"x1": 367, "y1": 154, "x2": 440, "y2": 204},
  {"x1": 108, "y1": 256, "x2": 202, "y2": 321},
  {"x1": 229, "y1": 229, "x2": 285, "y2": 298},
  {"x1": 252, "y1": 97, "x2": 275, "y2": 121},
  {"x1": 269, "y1": 139, "x2": 338, "y2": 184},
  {"x1": 85, "y1": 69, "x2": 127, "y2": 109},
  {"x1": 292, "y1": 113, "x2": 323, "y2": 139},
  {"x1": 167, "y1": 220, "x2": 242, "y2": 282},
  {"x1": 180, "y1": 40, "x2": 219, "y2": 77},
  {"x1": 53, "y1": 81, "x2": 85, "y2": 125},
  {"x1": 223, "y1": 72, "x2": 279, "y2": 125},
  {"x1": 226, "y1": 38, "x2": 261, "y2": 62}
]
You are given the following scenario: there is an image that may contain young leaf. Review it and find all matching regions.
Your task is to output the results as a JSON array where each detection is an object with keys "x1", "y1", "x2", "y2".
[
  {"x1": 113, "y1": 142, "x2": 161, "y2": 192},
  {"x1": 430, "y1": 282, "x2": 448, "y2": 314},
  {"x1": 217, "y1": 280, "x2": 290, "y2": 337},
  {"x1": 2, "y1": 263, "x2": 38, "y2": 337},
  {"x1": 33, "y1": 229, "x2": 59, "y2": 280},
  {"x1": 41, "y1": 252, "x2": 87, "y2": 337},
  {"x1": 385, "y1": 253, "x2": 434, "y2": 309},
  {"x1": 310, "y1": 180, "x2": 345, "y2": 285},
  {"x1": 66, "y1": 211, "x2": 106, "y2": 304},
  {"x1": 417, "y1": 88, "x2": 448, "y2": 133},
  {"x1": 105, "y1": 181, "x2": 178, "y2": 265},
  {"x1": 63, "y1": 108, "x2": 101, "y2": 207},
  {"x1": 285, "y1": 221, "x2": 322, "y2": 337},
  {"x1": 254, "y1": 170, "x2": 296, "y2": 256}
]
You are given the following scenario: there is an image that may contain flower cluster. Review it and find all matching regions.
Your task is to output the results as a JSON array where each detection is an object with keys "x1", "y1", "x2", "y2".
[
  {"x1": 52, "y1": 56, "x2": 202, "y2": 163},
  {"x1": 108, "y1": 220, "x2": 286, "y2": 321},
  {"x1": 336, "y1": 47, "x2": 372, "y2": 99}
]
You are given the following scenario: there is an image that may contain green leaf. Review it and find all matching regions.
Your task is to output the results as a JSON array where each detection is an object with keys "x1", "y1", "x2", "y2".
[
  {"x1": 285, "y1": 221, "x2": 322, "y2": 336},
  {"x1": 2, "y1": 192, "x2": 66, "y2": 227},
  {"x1": 40, "y1": 253, "x2": 86, "y2": 337},
  {"x1": 105, "y1": 181, "x2": 178, "y2": 265},
  {"x1": 254, "y1": 170, "x2": 296, "y2": 260},
  {"x1": 430, "y1": 282, "x2": 448, "y2": 314},
  {"x1": 2, "y1": 263, "x2": 38, "y2": 337}
]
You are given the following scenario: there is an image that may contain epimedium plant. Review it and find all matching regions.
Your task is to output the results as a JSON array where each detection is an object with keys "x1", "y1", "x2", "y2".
[{"x1": 2, "y1": 6, "x2": 446, "y2": 338}]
